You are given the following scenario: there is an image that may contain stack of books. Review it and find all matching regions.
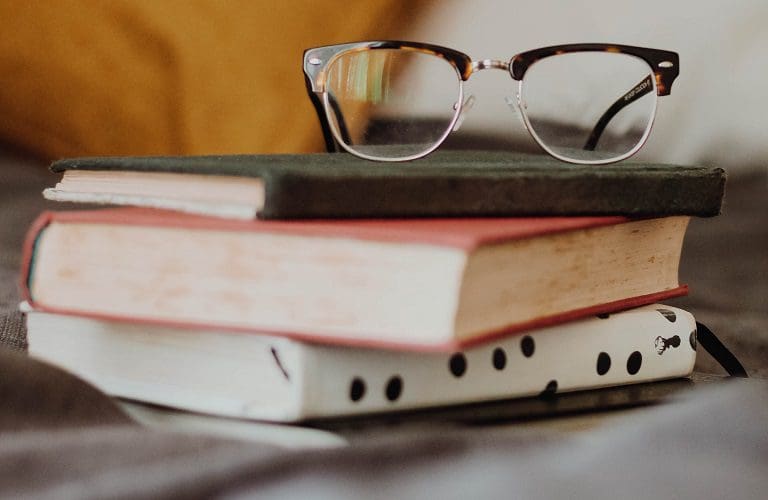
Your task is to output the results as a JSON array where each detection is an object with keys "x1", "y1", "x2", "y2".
[{"x1": 22, "y1": 152, "x2": 725, "y2": 421}]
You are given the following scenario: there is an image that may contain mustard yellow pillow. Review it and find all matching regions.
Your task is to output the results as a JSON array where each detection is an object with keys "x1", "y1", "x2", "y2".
[{"x1": 0, "y1": 0, "x2": 426, "y2": 159}]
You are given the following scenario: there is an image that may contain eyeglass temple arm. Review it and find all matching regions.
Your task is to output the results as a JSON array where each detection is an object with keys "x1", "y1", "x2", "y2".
[
  {"x1": 304, "y1": 74, "x2": 338, "y2": 152},
  {"x1": 303, "y1": 75, "x2": 352, "y2": 153},
  {"x1": 583, "y1": 75, "x2": 654, "y2": 151}
]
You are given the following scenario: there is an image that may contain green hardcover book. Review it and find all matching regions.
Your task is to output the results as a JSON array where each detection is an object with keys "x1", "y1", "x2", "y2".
[{"x1": 46, "y1": 151, "x2": 725, "y2": 219}]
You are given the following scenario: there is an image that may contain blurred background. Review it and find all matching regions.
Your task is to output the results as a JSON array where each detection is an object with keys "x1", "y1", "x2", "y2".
[
  {"x1": 0, "y1": 0, "x2": 425, "y2": 160},
  {"x1": 1, "y1": 0, "x2": 766, "y2": 172},
  {"x1": 412, "y1": 0, "x2": 768, "y2": 172}
]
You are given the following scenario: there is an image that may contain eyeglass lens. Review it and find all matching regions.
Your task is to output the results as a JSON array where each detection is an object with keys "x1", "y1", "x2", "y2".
[
  {"x1": 324, "y1": 48, "x2": 462, "y2": 160},
  {"x1": 324, "y1": 48, "x2": 657, "y2": 163},
  {"x1": 520, "y1": 51, "x2": 657, "y2": 163}
]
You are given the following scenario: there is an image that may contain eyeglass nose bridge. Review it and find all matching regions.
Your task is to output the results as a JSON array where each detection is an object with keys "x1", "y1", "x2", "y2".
[{"x1": 470, "y1": 59, "x2": 511, "y2": 75}]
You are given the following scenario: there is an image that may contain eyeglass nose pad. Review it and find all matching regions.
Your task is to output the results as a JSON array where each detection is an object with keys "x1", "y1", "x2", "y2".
[
  {"x1": 505, "y1": 94, "x2": 528, "y2": 128},
  {"x1": 452, "y1": 94, "x2": 476, "y2": 132}
]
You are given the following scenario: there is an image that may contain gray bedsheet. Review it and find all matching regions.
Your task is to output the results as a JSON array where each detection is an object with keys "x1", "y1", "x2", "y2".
[{"x1": 1, "y1": 146, "x2": 766, "y2": 498}]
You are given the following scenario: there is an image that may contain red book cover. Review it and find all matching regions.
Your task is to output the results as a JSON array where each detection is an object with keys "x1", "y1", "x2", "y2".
[{"x1": 20, "y1": 208, "x2": 688, "y2": 351}]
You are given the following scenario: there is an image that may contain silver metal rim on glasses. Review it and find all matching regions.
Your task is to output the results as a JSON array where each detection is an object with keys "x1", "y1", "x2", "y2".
[{"x1": 303, "y1": 41, "x2": 678, "y2": 164}]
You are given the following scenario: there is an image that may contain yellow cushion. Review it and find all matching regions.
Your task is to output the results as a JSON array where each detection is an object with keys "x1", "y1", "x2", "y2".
[{"x1": 0, "y1": 0, "x2": 426, "y2": 159}]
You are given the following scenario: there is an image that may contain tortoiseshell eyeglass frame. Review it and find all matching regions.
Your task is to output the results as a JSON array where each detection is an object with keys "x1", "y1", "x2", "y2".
[{"x1": 303, "y1": 41, "x2": 680, "y2": 164}]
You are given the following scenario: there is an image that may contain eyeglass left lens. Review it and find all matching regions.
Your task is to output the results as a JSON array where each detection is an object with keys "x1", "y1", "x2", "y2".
[{"x1": 324, "y1": 48, "x2": 462, "y2": 161}]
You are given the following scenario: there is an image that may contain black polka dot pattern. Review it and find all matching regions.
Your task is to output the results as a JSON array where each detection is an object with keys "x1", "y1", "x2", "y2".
[
  {"x1": 627, "y1": 351, "x2": 642, "y2": 375},
  {"x1": 656, "y1": 309, "x2": 677, "y2": 322},
  {"x1": 492, "y1": 348, "x2": 507, "y2": 370},
  {"x1": 689, "y1": 330, "x2": 697, "y2": 351},
  {"x1": 596, "y1": 352, "x2": 611, "y2": 375},
  {"x1": 520, "y1": 336, "x2": 535, "y2": 357},
  {"x1": 385, "y1": 376, "x2": 403, "y2": 402},
  {"x1": 349, "y1": 377, "x2": 365, "y2": 402},
  {"x1": 449, "y1": 353, "x2": 467, "y2": 377},
  {"x1": 540, "y1": 380, "x2": 558, "y2": 398}
]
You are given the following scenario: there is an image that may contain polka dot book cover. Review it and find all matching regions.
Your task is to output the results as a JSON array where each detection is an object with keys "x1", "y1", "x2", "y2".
[{"x1": 25, "y1": 304, "x2": 697, "y2": 421}]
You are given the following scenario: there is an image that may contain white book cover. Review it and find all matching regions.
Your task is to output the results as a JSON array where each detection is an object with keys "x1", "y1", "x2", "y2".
[{"x1": 25, "y1": 304, "x2": 697, "y2": 422}]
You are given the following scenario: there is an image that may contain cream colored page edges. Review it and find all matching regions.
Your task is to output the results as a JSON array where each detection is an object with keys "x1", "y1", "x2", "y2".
[
  {"x1": 49, "y1": 170, "x2": 265, "y2": 205},
  {"x1": 30, "y1": 222, "x2": 467, "y2": 344},
  {"x1": 42, "y1": 190, "x2": 258, "y2": 220},
  {"x1": 454, "y1": 217, "x2": 690, "y2": 339}
]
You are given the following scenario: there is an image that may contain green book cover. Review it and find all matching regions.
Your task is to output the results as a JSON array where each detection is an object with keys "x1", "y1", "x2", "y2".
[{"x1": 49, "y1": 151, "x2": 725, "y2": 219}]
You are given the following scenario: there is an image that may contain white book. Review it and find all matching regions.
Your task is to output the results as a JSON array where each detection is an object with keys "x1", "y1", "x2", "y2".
[{"x1": 25, "y1": 304, "x2": 698, "y2": 422}]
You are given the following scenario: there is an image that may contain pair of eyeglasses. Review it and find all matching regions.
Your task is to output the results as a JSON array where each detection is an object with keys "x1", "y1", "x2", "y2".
[{"x1": 303, "y1": 41, "x2": 679, "y2": 164}]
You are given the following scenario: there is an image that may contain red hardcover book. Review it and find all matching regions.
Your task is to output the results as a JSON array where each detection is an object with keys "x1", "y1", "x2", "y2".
[{"x1": 21, "y1": 209, "x2": 689, "y2": 351}]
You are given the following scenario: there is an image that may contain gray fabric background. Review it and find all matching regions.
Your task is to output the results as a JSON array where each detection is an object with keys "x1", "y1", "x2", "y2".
[{"x1": 1, "y1": 146, "x2": 766, "y2": 498}]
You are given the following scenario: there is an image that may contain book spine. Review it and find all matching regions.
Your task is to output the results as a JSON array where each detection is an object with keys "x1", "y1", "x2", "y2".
[
  {"x1": 261, "y1": 165, "x2": 726, "y2": 219},
  {"x1": 18, "y1": 211, "x2": 55, "y2": 305},
  {"x1": 301, "y1": 304, "x2": 697, "y2": 418}
]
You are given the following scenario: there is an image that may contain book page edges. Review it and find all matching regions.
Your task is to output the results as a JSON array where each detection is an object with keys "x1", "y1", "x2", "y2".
[
  {"x1": 43, "y1": 189, "x2": 258, "y2": 220},
  {"x1": 48, "y1": 170, "x2": 265, "y2": 214},
  {"x1": 29, "y1": 220, "x2": 466, "y2": 342},
  {"x1": 453, "y1": 216, "x2": 690, "y2": 339}
]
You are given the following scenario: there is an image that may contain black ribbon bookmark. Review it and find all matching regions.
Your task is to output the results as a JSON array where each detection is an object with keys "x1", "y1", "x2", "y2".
[{"x1": 696, "y1": 321, "x2": 749, "y2": 378}]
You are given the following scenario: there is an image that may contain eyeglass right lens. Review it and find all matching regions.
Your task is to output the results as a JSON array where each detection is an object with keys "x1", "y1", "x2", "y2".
[
  {"x1": 520, "y1": 51, "x2": 658, "y2": 164},
  {"x1": 324, "y1": 48, "x2": 462, "y2": 161}
]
